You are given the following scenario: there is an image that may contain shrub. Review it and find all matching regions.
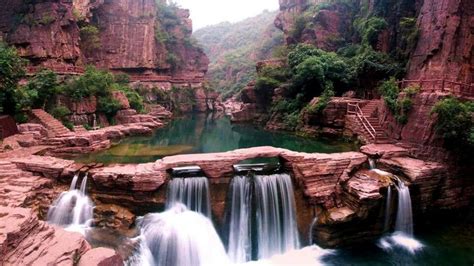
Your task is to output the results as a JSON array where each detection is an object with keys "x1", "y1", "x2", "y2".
[
  {"x1": 51, "y1": 105, "x2": 73, "y2": 129},
  {"x1": 80, "y1": 25, "x2": 101, "y2": 52},
  {"x1": 113, "y1": 84, "x2": 145, "y2": 113},
  {"x1": 51, "y1": 106, "x2": 71, "y2": 121},
  {"x1": 307, "y1": 85, "x2": 335, "y2": 114},
  {"x1": 378, "y1": 78, "x2": 419, "y2": 124},
  {"x1": 38, "y1": 14, "x2": 55, "y2": 25},
  {"x1": 97, "y1": 97, "x2": 122, "y2": 123},
  {"x1": 24, "y1": 69, "x2": 61, "y2": 109},
  {"x1": 0, "y1": 42, "x2": 26, "y2": 115},
  {"x1": 431, "y1": 97, "x2": 474, "y2": 149},
  {"x1": 64, "y1": 66, "x2": 114, "y2": 100},
  {"x1": 354, "y1": 16, "x2": 387, "y2": 47},
  {"x1": 284, "y1": 111, "x2": 301, "y2": 129},
  {"x1": 255, "y1": 76, "x2": 281, "y2": 102}
]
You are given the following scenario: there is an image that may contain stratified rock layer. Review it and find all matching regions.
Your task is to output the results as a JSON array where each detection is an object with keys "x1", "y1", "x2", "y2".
[
  {"x1": 408, "y1": 0, "x2": 473, "y2": 84},
  {"x1": 0, "y1": 207, "x2": 91, "y2": 265}
]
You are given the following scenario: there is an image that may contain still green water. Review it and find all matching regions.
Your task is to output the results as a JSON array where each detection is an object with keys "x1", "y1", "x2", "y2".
[{"x1": 75, "y1": 114, "x2": 358, "y2": 164}]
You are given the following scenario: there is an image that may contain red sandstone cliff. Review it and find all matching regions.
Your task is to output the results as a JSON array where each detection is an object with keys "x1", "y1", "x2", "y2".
[
  {"x1": 407, "y1": 0, "x2": 474, "y2": 84},
  {"x1": 0, "y1": 0, "x2": 208, "y2": 82}
]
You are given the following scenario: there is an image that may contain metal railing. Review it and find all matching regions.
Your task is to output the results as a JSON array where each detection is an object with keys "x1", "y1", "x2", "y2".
[
  {"x1": 347, "y1": 103, "x2": 377, "y2": 141},
  {"x1": 397, "y1": 79, "x2": 474, "y2": 98}
]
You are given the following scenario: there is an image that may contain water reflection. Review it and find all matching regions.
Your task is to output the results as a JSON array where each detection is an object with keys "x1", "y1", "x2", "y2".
[{"x1": 76, "y1": 114, "x2": 358, "y2": 164}]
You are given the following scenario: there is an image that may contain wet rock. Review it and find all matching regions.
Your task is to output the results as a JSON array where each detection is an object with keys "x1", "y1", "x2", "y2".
[
  {"x1": 360, "y1": 144, "x2": 409, "y2": 159},
  {"x1": 78, "y1": 247, "x2": 123, "y2": 266}
]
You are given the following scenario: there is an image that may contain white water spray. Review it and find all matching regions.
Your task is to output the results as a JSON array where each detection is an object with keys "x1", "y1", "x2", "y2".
[
  {"x1": 131, "y1": 204, "x2": 230, "y2": 266},
  {"x1": 227, "y1": 175, "x2": 252, "y2": 263},
  {"x1": 378, "y1": 178, "x2": 423, "y2": 253},
  {"x1": 47, "y1": 173, "x2": 94, "y2": 234},
  {"x1": 166, "y1": 177, "x2": 211, "y2": 217},
  {"x1": 384, "y1": 186, "x2": 392, "y2": 231},
  {"x1": 254, "y1": 173, "x2": 300, "y2": 259}
]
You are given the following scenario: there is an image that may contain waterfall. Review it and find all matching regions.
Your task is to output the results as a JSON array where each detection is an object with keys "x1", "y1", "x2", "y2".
[
  {"x1": 378, "y1": 178, "x2": 423, "y2": 254},
  {"x1": 166, "y1": 177, "x2": 211, "y2": 217},
  {"x1": 70, "y1": 173, "x2": 79, "y2": 190},
  {"x1": 80, "y1": 174, "x2": 88, "y2": 195},
  {"x1": 227, "y1": 176, "x2": 252, "y2": 263},
  {"x1": 225, "y1": 173, "x2": 300, "y2": 262},
  {"x1": 47, "y1": 173, "x2": 94, "y2": 234},
  {"x1": 384, "y1": 186, "x2": 392, "y2": 231},
  {"x1": 131, "y1": 204, "x2": 229, "y2": 266},
  {"x1": 308, "y1": 217, "x2": 318, "y2": 245},
  {"x1": 254, "y1": 173, "x2": 300, "y2": 260},
  {"x1": 395, "y1": 181, "x2": 413, "y2": 236},
  {"x1": 369, "y1": 158, "x2": 376, "y2": 169}
]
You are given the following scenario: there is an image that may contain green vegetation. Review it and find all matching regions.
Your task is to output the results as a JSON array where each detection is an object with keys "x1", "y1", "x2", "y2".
[
  {"x1": 396, "y1": 17, "x2": 419, "y2": 61},
  {"x1": 378, "y1": 78, "x2": 419, "y2": 124},
  {"x1": 432, "y1": 98, "x2": 474, "y2": 151},
  {"x1": 51, "y1": 105, "x2": 73, "y2": 129},
  {"x1": 307, "y1": 87, "x2": 336, "y2": 115},
  {"x1": 38, "y1": 14, "x2": 55, "y2": 25},
  {"x1": 354, "y1": 16, "x2": 387, "y2": 47},
  {"x1": 64, "y1": 67, "x2": 145, "y2": 121},
  {"x1": 97, "y1": 97, "x2": 122, "y2": 123},
  {"x1": 80, "y1": 25, "x2": 101, "y2": 52},
  {"x1": 194, "y1": 10, "x2": 283, "y2": 99},
  {"x1": 0, "y1": 42, "x2": 26, "y2": 115},
  {"x1": 0, "y1": 43, "x2": 145, "y2": 125},
  {"x1": 154, "y1": 0, "x2": 200, "y2": 72},
  {"x1": 23, "y1": 69, "x2": 62, "y2": 109},
  {"x1": 64, "y1": 66, "x2": 114, "y2": 100}
]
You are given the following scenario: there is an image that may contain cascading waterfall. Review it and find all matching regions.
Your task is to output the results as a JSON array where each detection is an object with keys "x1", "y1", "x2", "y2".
[
  {"x1": 227, "y1": 175, "x2": 252, "y2": 263},
  {"x1": 166, "y1": 177, "x2": 211, "y2": 217},
  {"x1": 254, "y1": 173, "x2": 300, "y2": 260},
  {"x1": 378, "y1": 177, "x2": 423, "y2": 254},
  {"x1": 394, "y1": 181, "x2": 413, "y2": 236},
  {"x1": 226, "y1": 173, "x2": 300, "y2": 262},
  {"x1": 384, "y1": 186, "x2": 392, "y2": 231},
  {"x1": 308, "y1": 217, "x2": 318, "y2": 245},
  {"x1": 47, "y1": 173, "x2": 94, "y2": 234},
  {"x1": 130, "y1": 204, "x2": 229, "y2": 266}
]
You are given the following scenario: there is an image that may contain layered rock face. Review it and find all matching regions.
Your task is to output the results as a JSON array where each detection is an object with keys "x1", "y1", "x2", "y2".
[
  {"x1": 0, "y1": 0, "x2": 213, "y2": 111},
  {"x1": 407, "y1": 0, "x2": 474, "y2": 84},
  {"x1": 86, "y1": 0, "x2": 161, "y2": 69},
  {"x1": 0, "y1": 0, "x2": 82, "y2": 67},
  {"x1": 0, "y1": 207, "x2": 91, "y2": 265}
]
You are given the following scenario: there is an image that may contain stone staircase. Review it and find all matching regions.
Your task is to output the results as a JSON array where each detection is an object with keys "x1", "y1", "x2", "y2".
[
  {"x1": 347, "y1": 100, "x2": 390, "y2": 144},
  {"x1": 30, "y1": 109, "x2": 71, "y2": 137}
]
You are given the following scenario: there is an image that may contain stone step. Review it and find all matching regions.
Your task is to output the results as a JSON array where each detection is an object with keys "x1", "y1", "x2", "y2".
[{"x1": 31, "y1": 109, "x2": 71, "y2": 137}]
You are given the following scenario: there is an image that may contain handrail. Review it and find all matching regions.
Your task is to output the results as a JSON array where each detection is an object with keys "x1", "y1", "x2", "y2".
[
  {"x1": 397, "y1": 78, "x2": 474, "y2": 98},
  {"x1": 347, "y1": 103, "x2": 377, "y2": 141}
]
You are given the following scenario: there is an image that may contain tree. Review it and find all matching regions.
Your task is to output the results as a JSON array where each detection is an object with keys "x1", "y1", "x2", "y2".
[
  {"x1": 24, "y1": 69, "x2": 61, "y2": 109},
  {"x1": 0, "y1": 42, "x2": 26, "y2": 115}
]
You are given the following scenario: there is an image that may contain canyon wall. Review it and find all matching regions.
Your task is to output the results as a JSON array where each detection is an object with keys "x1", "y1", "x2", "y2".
[
  {"x1": 407, "y1": 0, "x2": 474, "y2": 84},
  {"x1": 0, "y1": 0, "x2": 212, "y2": 112}
]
